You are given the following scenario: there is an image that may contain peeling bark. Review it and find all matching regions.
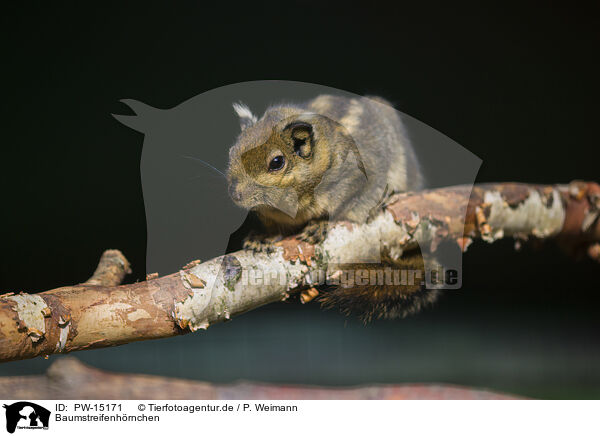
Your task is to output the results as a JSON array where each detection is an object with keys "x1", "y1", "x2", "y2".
[{"x1": 0, "y1": 182, "x2": 598, "y2": 363}]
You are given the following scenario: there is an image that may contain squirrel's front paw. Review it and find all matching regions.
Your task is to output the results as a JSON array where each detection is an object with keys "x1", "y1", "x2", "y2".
[
  {"x1": 298, "y1": 221, "x2": 328, "y2": 244},
  {"x1": 242, "y1": 232, "x2": 280, "y2": 253}
]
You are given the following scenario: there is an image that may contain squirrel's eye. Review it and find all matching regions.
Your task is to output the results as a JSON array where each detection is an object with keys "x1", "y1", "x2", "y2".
[{"x1": 268, "y1": 155, "x2": 285, "y2": 171}]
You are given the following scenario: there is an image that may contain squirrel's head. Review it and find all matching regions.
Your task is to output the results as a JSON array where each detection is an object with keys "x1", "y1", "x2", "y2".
[{"x1": 226, "y1": 102, "x2": 364, "y2": 223}]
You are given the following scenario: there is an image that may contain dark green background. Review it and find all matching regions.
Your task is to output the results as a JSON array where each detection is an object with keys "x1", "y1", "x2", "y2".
[{"x1": 1, "y1": 3, "x2": 599, "y2": 399}]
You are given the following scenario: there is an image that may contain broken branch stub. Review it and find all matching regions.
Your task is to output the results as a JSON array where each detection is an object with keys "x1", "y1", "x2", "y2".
[
  {"x1": 84, "y1": 249, "x2": 132, "y2": 286},
  {"x1": 0, "y1": 182, "x2": 598, "y2": 362}
]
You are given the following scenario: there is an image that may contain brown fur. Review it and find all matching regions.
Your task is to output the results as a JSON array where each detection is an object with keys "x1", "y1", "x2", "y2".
[{"x1": 319, "y1": 251, "x2": 439, "y2": 323}]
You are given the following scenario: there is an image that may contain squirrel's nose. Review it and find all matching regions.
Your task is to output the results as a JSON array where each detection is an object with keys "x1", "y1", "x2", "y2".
[{"x1": 229, "y1": 180, "x2": 243, "y2": 202}]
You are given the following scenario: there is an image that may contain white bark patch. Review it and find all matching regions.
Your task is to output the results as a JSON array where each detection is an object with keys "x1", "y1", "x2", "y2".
[
  {"x1": 174, "y1": 250, "x2": 302, "y2": 332},
  {"x1": 7, "y1": 294, "x2": 48, "y2": 338},
  {"x1": 484, "y1": 190, "x2": 565, "y2": 240},
  {"x1": 323, "y1": 212, "x2": 415, "y2": 264},
  {"x1": 323, "y1": 222, "x2": 379, "y2": 263},
  {"x1": 57, "y1": 322, "x2": 70, "y2": 351}
]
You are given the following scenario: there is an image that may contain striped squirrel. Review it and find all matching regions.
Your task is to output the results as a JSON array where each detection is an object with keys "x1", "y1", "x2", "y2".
[{"x1": 226, "y1": 94, "x2": 438, "y2": 321}]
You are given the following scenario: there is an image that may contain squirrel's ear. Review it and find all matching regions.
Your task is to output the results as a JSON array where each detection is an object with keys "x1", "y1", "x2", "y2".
[
  {"x1": 286, "y1": 121, "x2": 313, "y2": 158},
  {"x1": 232, "y1": 102, "x2": 257, "y2": 131}
]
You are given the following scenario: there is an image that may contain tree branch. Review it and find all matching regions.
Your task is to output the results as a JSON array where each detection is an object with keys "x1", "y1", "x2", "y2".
[
  {"x1": 83, "y1": 249, "x2": 131, "y2": 287},
  {"x1": 1, "y1": 181, "x2": 598, "y2": 363},
  {"x1": 0, "y1": 357, "x2": 521, "y2": 400}
]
